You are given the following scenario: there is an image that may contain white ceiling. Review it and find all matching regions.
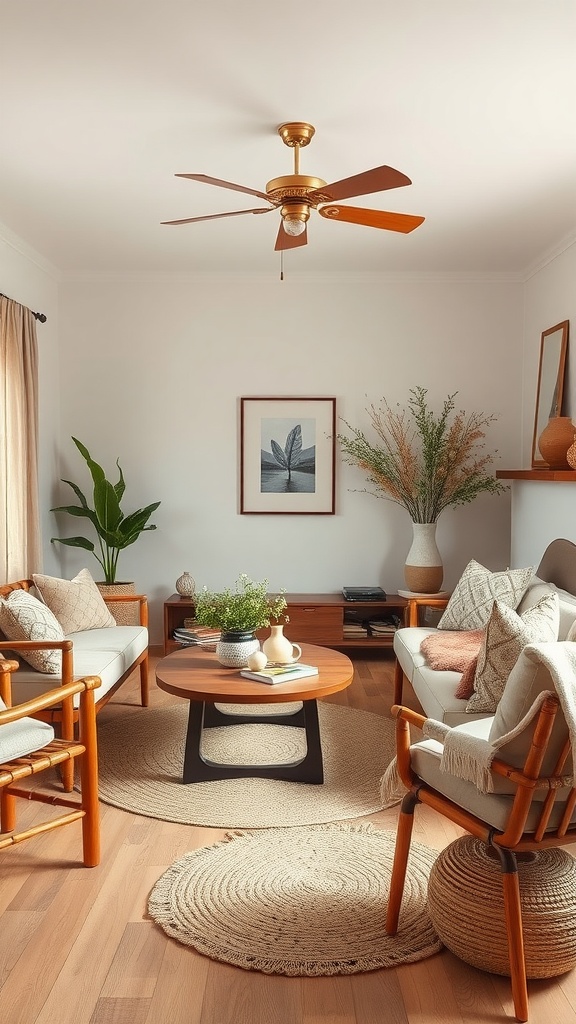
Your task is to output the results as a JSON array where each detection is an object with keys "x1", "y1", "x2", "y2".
[{"x1": 2, "y1": 1, "x2": 576, "y2": 277}]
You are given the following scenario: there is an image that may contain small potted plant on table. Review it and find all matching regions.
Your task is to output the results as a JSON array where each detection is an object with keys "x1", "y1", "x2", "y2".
[{"x1": 194, "y1": 574, "x2": 287, "y2": 667}]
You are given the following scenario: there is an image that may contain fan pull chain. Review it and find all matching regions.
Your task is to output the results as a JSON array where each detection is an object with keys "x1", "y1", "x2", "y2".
[{"x1": 280, "y1": 250, "x2": 284, "y2": 281}]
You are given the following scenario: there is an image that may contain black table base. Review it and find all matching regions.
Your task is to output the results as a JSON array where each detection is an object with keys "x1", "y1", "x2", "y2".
[{"x1": 182, "y1": 699, "x2": 324, "y2": 784}]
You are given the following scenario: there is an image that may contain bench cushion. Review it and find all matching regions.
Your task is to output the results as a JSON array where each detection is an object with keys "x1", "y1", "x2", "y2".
[{"x1": 9, "y1": 625, "x2": 148, "y2": 709}]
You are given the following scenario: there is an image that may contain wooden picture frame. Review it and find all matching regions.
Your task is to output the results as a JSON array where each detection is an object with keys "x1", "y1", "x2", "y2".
[
  {"x1": 531, "y1": 320, "x2": 569, "y2": 468},
  {"x1": 240, "y1": 397, "x2": 336, "y2": 514}
]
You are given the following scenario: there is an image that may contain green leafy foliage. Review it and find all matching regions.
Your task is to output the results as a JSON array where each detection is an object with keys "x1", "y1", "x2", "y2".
[
  {"x1": 50, "y1": 437, "x2": 161, "y2": 583},
  {"x1": 337, "y1": 387, "x2": 506, "y2": 523},
  {"x1": 194, "y1": 574, "x2": 288, "y2": 632}
]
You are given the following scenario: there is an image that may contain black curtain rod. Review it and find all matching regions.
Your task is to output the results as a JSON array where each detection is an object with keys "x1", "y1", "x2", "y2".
[{"x1": 0, "y1": 292, "x2": 47, "y2": 323}]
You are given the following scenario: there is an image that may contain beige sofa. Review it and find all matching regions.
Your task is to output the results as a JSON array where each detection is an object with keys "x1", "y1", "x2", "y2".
[
  {"x1": 0, "y1": 576, "x2": 149, "y2": 736},
  {"x1": 393, "y1": 539, "x2": 576, "y2": 726}
]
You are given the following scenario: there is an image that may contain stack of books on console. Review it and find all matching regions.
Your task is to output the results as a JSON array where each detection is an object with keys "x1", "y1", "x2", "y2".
[
  {"x1": 368, "y1": 615, "x2": 402, "y2": 637},
  {"x1": 343, "y1": 614, "x2": 369, "y2": 638},
  {"x1": 172, "y1": 625, "x2": 221, "y2": 646}
]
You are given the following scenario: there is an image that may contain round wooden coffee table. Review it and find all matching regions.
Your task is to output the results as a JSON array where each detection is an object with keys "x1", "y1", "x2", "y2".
[{"x1": 155, "y1": 642, "x2": 354, "y2": 785}]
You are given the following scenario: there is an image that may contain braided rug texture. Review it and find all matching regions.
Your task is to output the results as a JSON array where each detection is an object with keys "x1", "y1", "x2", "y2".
[
  {"x1": 96, "y1": 701, "x2": 395, "y2": 828},
  {"x1": 148, "y1": 822, "x2": 441, "y2": 975}
]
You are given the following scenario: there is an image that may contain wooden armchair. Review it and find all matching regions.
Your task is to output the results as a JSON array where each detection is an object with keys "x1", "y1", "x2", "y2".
[
  {"x1": 385, "y1": 642, "x2": 576, "y2": 1022},
  {"x1": 0, "y1": 658, "x2": 100, "y2": 867}
]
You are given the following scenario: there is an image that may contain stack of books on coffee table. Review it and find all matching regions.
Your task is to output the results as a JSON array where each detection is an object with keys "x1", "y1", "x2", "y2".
[{"x1": 172, "y1": 626, "x2": 221, "y2": 646}]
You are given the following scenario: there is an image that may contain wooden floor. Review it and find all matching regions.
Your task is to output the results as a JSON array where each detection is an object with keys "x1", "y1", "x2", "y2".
[{"x1": 2, "y1": 650, "x2": 576, "y2": 1024}]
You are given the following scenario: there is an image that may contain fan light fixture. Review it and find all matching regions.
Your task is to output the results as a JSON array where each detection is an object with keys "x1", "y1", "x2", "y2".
[{"x1": 281, "y1": 202, "x2": 310, "y2": 237}]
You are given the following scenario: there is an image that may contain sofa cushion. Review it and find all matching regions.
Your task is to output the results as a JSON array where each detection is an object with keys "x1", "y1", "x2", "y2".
[
  {"x1": 33, "y1": 568, "x2": 116, "y2": 632},
  {"x1": 517, "y1": 579, "x2": 576, "y2": 640},
  {"x1": 0, "y1": 693, "x2": 55, "y2": 760},
  {"x1": 465, "y1": 592, "x2": 560, "y2": 714},
  {"x1": 8, "y1": 625, "x2": 148, "y2": 709},
  {"x1": 0, "y1": 590, "x2": 64, "y2": 673},
  {"x1": 437, "y1": 560, "x2": 535, "y2": 631}
]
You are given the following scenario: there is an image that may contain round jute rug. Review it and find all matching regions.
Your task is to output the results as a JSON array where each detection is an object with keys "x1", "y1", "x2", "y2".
[
  {"x1": 96, "y1": 702, "x2": 396, "y2": 829},
  {"x1": 148, "y1": 822, "x2": 441, "y2": 975}
]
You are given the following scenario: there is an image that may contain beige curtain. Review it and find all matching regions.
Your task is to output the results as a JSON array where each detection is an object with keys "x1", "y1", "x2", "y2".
[{"x1": 0, "y1": 295, "x2": 41, "y2": 581}]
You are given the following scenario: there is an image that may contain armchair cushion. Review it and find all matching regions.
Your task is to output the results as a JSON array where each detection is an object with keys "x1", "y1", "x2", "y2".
[
  {"x1": 0, "y1": 590, "x2": 64, "y2": 673},
  {"x1": 437, "y1": 560, "x2": 535, "y2": 631},
  {"x1": 465, "y1": 592, "x2": 560, "y2": 714},
  {"x1": 33, "y1": 568, "x2": 115, "y2": 632},
  {"x1": 0, "y1": 695, "x2": 55, "y2": 760}
]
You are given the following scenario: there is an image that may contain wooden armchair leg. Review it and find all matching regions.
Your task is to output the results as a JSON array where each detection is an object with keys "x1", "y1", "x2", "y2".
[
  {"x1": 502, "y1": 863, "x2": 529, "y2": 1022},
  {"x1": 79, "y1": 689, "x2": 100, "y2": 867},
  {"x1": 393, "y1": 658, "x2": 405, "y2": 706},
  {"x1": 386, "y1": 792, "x2": 419, "y2": 934},
  {"x1": 139, "y1": 655, "x2": 149, "y2": 707},
  {"x1": 1, "y1": 790, "x2": 16, "y2": 834}
]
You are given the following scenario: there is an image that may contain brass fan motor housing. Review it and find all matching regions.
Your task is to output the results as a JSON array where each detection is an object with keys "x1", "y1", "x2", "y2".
[{"x1": 266, "y1": 174, "x2": 329, "y2": 207}]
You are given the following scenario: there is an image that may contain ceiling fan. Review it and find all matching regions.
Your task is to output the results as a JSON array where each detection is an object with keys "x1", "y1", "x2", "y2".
[{"x1": 162, "y1": 121, "x2": 424, "y2": 251}]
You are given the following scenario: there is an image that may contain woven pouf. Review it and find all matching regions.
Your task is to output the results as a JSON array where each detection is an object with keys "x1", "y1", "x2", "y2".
[{"x1": 427, "y1": 835, "x2": 576, "y2": 978}]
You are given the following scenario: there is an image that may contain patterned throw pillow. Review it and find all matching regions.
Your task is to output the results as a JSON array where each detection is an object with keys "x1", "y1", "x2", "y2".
[
  {"x1": 465, "y1": 592, "x2": 560, "y2": 714},
  {"x1": 0, "y1": 590, "x2": 64, "y2": 672},
  {"x1": 437, "y1": 560, "x2": 535, "y2": 631},
  {"x1": 32, "y1": 568, "x2": 116, "y2": 633}
]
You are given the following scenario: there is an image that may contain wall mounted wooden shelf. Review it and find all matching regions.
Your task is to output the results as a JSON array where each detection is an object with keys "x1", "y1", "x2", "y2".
[{"x1": 496, "y1": 470, "x2": 576, "y2": 481}]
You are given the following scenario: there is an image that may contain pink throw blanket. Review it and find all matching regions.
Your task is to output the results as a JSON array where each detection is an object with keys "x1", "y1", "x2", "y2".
[{"x1": 420, "y1": 629, "x2": 484, "y2": 699}]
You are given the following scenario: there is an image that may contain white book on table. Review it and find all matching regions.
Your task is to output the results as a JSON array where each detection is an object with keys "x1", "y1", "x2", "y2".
[{"x1": 240, "y1": 663, "x2": 319, "y2": 685}]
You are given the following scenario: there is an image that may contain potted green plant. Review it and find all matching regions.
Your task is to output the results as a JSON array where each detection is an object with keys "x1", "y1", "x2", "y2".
[
  {"x1": 194, "y1": 574, "x2": 288, "y2": 667},
  {"x1": 337, "y1": 387, "x2": 506, "y2": 593},
  {"x1": 50, "y1": 437, "x2": 161, "y2": 591}
]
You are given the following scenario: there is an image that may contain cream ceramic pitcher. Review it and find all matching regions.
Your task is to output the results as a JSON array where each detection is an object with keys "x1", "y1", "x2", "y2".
[{"x1": 262, "y1": 624, "x2": 302, "y2": 665}]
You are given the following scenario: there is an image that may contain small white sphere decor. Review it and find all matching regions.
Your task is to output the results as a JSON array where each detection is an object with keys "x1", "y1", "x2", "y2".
[{"x1": 247, "y1": 650, "x2": 268, "y2": 672}]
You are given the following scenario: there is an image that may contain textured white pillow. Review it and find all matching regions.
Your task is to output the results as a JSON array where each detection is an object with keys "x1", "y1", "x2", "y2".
[
  {"x1": 33, "y1": 568, "x2": 116, "y2": 633},
  {"x1": 465, "y1": 592, "x2": 560, "y2": 714},
  {"x1": 0, "y1": 590, "x2": 63, "y2": 673},
  {"x1": 437, "y1": 560, "x2": 535, "y2": 631}
]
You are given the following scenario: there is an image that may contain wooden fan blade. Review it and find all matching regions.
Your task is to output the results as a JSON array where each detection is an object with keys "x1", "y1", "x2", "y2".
[
  {"x1": 318, "y1": 205, "x2": 425, "y2": 233},
  {"x1": 175, "y1": 173, "x2": 272, "y2": 202},
  {"x1": 274, "y1": 222, "x2": 308, "y2": 251},
  {"x1": 161, "y1": 207, "x2": 273, "y2": 225},
  {"x1": 310, "y1": 166, "x2": 412, "y2": 203}
]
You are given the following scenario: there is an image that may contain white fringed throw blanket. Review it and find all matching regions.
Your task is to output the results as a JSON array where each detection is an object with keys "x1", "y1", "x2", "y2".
[{"x1": 422, "y1": 643, "x2": 576, "y2": 793}]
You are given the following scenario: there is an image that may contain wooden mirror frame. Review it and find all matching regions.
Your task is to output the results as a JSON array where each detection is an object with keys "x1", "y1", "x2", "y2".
[{"x1": 531, "y1": 320, "x2": 569, "y2": 468}]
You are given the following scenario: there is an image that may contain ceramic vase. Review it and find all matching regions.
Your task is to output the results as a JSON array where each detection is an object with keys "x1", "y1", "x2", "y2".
[
  {"x1": 538, "y1": 417, "x2": 575, "y2": 470},
  {"x1": 404, "y1": 522, "x2": 443, "y2": 594},
  {"x1": 175, "y1": 571, "x2": 195, "y2": 597},
  {"x1": 567, "y1": 436, "x2": 576, "y2": 470},
  {"x1": 262, "y1": 624, "x2": 302, "y2": 665},
  {"x1": 215, "y1": 630, "x2": 260, "y2": 668}
]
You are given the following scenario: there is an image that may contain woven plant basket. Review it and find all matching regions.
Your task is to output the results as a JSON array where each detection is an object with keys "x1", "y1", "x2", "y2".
[
  {"x1": 96, "y1": 582, "x2": 139, "y2": 626},
  {"x1": 427, "y1": 835, "x2": 576, "y2": 979}
]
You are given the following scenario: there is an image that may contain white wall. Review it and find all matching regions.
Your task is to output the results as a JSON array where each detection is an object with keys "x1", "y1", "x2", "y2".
[
  {"x1": 509, "y1": 238, "x2": 576, "y2": 566},
  {"x1": 0, "y1": 227, "x2": 62, "y2": 575},
  {"x1": 54, "y1": 274, "x2": 522, "y2": 643}
]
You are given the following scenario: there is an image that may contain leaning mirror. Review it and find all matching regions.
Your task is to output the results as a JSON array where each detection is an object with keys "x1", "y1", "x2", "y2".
[{"x1": 531, "y1": 320, "x2": 569, "y2": 468}]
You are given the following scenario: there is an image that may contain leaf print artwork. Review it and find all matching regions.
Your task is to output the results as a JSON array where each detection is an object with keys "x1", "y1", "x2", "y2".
[{"x1": 261, "y1": 418, "x2": 316, "y2": 493}]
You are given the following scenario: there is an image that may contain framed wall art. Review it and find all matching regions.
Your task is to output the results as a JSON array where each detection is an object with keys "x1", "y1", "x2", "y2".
[
  {"x1": 531, "y1": 320, "x2": 569, "y2": 468},
  {"x1": 240, "y1": 397, "x2": 336, "y2": 514}
]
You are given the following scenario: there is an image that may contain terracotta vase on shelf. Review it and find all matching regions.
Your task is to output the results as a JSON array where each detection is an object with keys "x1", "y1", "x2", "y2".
[
  {"x1": 538, "y1": 417, "x2": 575, "y2": 470},
  {"x1": 404, "y1": 522, "x2": 443, "y2": 594}
]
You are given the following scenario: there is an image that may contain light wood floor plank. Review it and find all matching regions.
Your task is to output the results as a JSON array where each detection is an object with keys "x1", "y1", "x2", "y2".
[{"x1": 1, "y1": 651, "x2": 574, "y2": 1024}]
